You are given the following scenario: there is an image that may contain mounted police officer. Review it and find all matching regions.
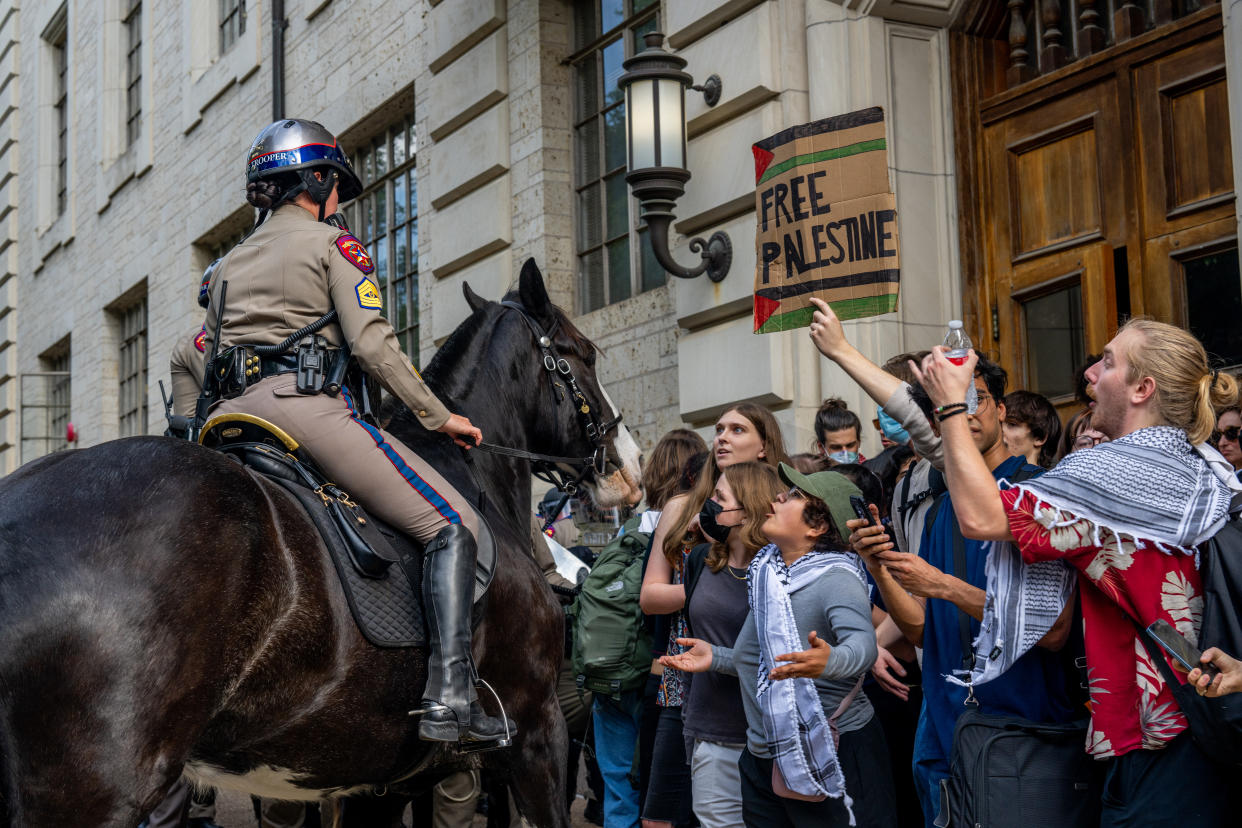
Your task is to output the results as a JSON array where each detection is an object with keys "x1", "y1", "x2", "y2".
[
  {"x1": 204, "y1": 119, "x2": 507, "y2": 745},
  {"x1": 167, "y1": 262, "x2": 217, "y2": 425}
]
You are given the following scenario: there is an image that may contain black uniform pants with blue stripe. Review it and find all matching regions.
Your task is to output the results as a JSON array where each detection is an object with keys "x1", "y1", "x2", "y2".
[{"x1": 216, "y1": 374, "x2": 478, "y2": 545}]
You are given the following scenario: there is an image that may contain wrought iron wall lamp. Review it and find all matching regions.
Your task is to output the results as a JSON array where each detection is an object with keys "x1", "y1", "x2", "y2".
[{"x1": 618, "y1": 33, "x2": 731, "y2": 283}]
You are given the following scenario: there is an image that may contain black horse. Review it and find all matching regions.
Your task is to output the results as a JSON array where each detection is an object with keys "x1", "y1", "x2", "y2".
[{"x1": 0, "y1": 260, "x2": 642, "y2": 827}]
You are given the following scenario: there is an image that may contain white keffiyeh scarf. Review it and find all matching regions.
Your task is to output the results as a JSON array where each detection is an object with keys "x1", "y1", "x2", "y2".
[
  {"x1": 750, "y1": 542, "x2": 868, "y2": 818},
  {"x1": 956, "y1": 426, "x2": 1242, "y2": 688}
]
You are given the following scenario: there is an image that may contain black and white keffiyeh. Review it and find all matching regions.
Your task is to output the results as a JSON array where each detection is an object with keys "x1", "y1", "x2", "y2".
[
  {"x1": 955, "y1": 426, "x2": 1242, "y2": 688},
  {"x1": 1014, "y1": 426, "x2": 1237, "y2": 554},
  {"x1": 946, "y1": 545, "x2": 1076, "y2": 689},
  {"x1": 750, "y1": 543, "x2": 867, "y2": 819}
]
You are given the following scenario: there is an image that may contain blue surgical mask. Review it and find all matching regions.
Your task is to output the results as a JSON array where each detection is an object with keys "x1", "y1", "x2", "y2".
[
  {"x1": 877, "y1": 407, "x2": 911, "y2": 446},
  {"x1": 827, "y1": 449, "x2": 859, "y2": 464}
]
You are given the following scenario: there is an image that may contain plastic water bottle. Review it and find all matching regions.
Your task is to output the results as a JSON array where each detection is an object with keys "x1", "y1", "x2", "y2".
[{"x1": 944, "y1": 320, "x2": 978, "y2": 412}]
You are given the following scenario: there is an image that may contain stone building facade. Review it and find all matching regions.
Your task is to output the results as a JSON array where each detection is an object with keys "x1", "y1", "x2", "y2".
[
  {"x1": 412, "y1": 0, "x2": 969, "y2": 457},
  {"x1": 2, "y1": 0, "x2": 1239, "y2": 476}
]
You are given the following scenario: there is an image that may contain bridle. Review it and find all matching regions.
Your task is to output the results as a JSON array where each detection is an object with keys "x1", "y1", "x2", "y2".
[{"x1": 473, "y1": 300, "x2": 623, "y2": 516}]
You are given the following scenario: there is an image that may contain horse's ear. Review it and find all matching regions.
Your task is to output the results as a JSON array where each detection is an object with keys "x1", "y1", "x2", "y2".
[
  {"x1": 462, "y1": 282, "x2": 488, "y2": 314},
  {"x1": 518, "y1": 258, "x2": 553, "y2": 323}
]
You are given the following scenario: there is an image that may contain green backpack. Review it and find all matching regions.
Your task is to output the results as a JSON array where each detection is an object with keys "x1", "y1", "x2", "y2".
[{"x1": 569, "y1": 515, "x2": 653, "y2": 698}]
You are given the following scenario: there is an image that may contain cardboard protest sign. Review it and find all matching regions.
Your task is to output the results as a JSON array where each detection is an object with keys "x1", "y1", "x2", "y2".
[{"x1": 752, "y1": 107, "x2": 900, "y2": 334}]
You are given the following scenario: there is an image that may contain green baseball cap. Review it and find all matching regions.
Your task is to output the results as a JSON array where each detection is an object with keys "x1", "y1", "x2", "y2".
[{"x1": 777, "y1": 463, "x2": 863, "y2": 538}]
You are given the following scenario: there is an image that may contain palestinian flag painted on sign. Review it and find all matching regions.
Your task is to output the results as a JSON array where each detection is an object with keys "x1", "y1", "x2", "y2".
[{"x1": 752, "y1": 107, "x2": 900, "y2": 334}]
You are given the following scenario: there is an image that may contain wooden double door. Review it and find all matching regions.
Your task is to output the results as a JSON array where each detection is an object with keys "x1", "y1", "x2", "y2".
[{"x1": 953, "y1": 4, "x2": 1236, "y2": 415}]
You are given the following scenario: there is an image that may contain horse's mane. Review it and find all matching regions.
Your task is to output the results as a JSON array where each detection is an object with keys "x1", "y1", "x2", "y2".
[{"x1": 420, "y1": 302, "x2": 496, "y2": 390}]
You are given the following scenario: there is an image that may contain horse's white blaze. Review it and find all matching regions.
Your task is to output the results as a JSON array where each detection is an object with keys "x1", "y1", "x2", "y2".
[
  {"x1": 184, "y1": 761, "x2": 369, "y2": 801},
  {"x1": 594, "y1": 384, "x2": 643, "y2": 507}
]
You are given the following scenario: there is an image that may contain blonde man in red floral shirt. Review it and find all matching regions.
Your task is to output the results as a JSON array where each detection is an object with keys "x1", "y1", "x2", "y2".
[{"x1": 910, "y1": 318, "x2": 1241, "y2": 825}]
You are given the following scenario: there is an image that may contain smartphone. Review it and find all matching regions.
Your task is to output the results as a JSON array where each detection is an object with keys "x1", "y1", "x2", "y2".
[
  {"x1": 849, "y1": 495, "x2": 876, "y2": 527},
  {"x1": 1146, "y1": 619, "x2": 1220, "y2": 679}
]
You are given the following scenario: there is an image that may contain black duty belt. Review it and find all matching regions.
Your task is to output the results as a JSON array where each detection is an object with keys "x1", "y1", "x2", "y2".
[{"x1": 260, "y1": 353, "x2": 301, "y2": 378}]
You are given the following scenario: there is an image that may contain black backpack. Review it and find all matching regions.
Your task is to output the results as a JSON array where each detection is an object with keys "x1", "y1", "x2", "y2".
[{"x1": 1135, "y1": 513, "x2": 1242, "y2": 767}]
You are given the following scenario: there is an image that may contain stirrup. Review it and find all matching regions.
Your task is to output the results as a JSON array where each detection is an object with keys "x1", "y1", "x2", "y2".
[
  {"x1": 474, "y1": 678, "x2": 513, "y2": 749},
  {"x1": 408, "y1": 686, "x2": 512, "y2": 748}
]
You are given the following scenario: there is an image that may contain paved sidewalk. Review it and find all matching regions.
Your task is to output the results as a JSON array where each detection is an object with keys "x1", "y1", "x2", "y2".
[{"x1": 210, "y1": 773, "x2": 594, "y2": 827}]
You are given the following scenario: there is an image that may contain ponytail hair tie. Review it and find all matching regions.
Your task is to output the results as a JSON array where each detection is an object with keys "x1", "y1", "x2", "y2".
[{"x1": 1211, "y1": 368, "x2": 1221, "y2": 390}]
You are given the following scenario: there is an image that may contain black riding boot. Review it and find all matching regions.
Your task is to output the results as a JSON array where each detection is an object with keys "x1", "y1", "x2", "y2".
[{"x1": 418, "y1": 523, "x2": 509, "y2": 743}]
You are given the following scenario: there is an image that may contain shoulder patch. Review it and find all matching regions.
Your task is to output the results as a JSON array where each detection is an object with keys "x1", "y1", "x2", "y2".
[
  {"x1": 335, "y1": 234, "x2": 375, "y2": 274},
  {"x1": 194, "y1": 327, "x2": 207, "y2": 353},
  {"x1": 355, "y1": 278, "x2": 383, "y2": 310}
]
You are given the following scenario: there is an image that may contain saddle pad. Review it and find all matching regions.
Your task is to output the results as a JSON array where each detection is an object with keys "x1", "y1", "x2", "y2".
[
  {"x1": 228, "y1": 441, "x2": 498, "y2": 649},
  {"x1": 266, "y1": 474, "x2": 427, "y2": 648}
]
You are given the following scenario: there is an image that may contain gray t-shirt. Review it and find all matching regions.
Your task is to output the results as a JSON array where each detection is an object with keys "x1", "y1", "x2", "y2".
[
  {"x1": 883, "y1": 382, "x2": 943, "y2": 557},
  {"x1": 682, "y1": 565, "x2": 750, "y2": 746},
  {"x1": 711, "y1": 565, "x2": 877, "y2": 759}
]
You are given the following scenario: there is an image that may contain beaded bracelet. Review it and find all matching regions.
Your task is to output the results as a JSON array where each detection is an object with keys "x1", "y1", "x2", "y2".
[
  {"x1": 937, "y1": 406, "x2": 968, "y2": 423},
  {"x1": 935, "y1": 402, "x2": 968, "y2": 416}
]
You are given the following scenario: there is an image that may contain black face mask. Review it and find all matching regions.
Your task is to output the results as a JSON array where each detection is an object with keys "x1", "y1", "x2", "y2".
[{"x1": 700, "y1": 499, "x2": 742, "y2": 544}]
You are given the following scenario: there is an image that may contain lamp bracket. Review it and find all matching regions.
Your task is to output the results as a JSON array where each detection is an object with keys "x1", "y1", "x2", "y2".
[
  {"x1": 690, "y1": 231, "x2": 732, "y2": 282},
  {"x1": 692, "y1": 74, "x2": 722, "y2": 107},
  {"x1": 643, "y1": 209, "x2": 732, "y2": 283}
]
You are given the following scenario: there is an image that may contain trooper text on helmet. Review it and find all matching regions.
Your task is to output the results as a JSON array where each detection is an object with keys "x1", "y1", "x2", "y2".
[{"x1": 246, "y1": 119, "x2": 363, "y2": 221}]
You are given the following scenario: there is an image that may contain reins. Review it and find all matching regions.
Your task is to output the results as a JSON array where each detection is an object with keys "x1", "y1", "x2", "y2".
[{"x1": 473, "y1": 441, "x2": 595, "y2": 467}]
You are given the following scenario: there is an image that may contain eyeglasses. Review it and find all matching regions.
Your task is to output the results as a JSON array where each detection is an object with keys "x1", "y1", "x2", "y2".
[
  {"x1": 775, "y1": 488, "x2": 805, "y2": 504},
  {"x1": 1212, "y1": 426, "x2": 1241, "y2": 444},
  {"x1": 1073, "y1": 433, "x2": 1101, "y2": 451},
  {"x1": 972, "y1": 390, "x2": 994, "y2": 408}
]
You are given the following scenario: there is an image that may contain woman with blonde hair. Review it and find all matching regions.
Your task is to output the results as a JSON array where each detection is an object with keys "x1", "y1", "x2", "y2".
[
  {"x1": 639, "y1": 403, "x2": 789, "y2": 828},
  {"x1": 679, "y1": 462, "x2": 784, "y2": 827}
]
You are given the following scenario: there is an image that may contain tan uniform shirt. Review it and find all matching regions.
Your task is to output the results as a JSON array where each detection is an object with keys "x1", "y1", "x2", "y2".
[
  {"x1": 204, "y1": 204, "x2": 450, "y2": 429},
  {"x1": 169, "y1": 327, "x2": 207, "y2": 417}
]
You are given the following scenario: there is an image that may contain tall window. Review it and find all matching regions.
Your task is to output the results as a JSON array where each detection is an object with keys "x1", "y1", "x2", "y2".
[
  {"x1": 219, "y1": 0, "x2": 246, "y2": 53},
  {"x1": 1183, "y1": 246, "x2": 1242, "y2": 368},
  {"x1": 570, "y1": 0, "x2": 663, "y2": 313},
  {"x1": 47, "y1": 349, "x2": 71, "y2": 445},
  {"x1": 117, "y1": 297, "x2": 148, "y2": 436},
  {"x1": 50, "y1": 21, "x2": 68, "y2": 217},
  {"x1": 1021, "y1": 282, "x2": 1085, "y2": 400},
  {"x1": 124, "y1": 0, "x2": 142, "y2": 148},
  {"x1": 23, "y1": 339, "x2": 72, "y2": 464},
  {"x1": 345, "y1": 116, "x2": 419, "y2": 361}
]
